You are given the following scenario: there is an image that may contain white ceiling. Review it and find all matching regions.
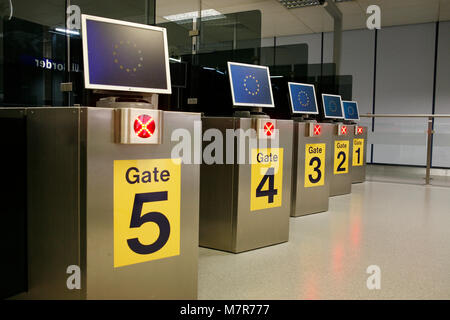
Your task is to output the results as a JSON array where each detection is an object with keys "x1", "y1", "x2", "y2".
[{"x1": 156, "y1": 0, "x2": 450, "y2": 38}]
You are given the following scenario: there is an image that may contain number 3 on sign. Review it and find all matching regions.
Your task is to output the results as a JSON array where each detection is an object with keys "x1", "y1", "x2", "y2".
[
  {"x1": 251, "y1": 148, "x2": 283, "y2": 211},
  {"x1": 304, "y1": 143, "x2": 326, "y2": 187},
  {"x1": 113, "y1": 159, "x2": 181, "y2": 268}
]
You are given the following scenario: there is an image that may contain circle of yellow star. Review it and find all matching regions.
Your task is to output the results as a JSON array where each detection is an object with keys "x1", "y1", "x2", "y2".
[
  {"x1": 113, "y1": 41, "x2": 143, "y2": 73},
  {"x1": 298, "y1": 90, "x2": 310, "y2": 107},
  {"x1": 243, "y1": 74, "x2": 260, "y2": 95}
]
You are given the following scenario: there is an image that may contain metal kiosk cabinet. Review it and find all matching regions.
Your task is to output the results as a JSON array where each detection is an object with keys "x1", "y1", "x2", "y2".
[
  {"x1": 16, "y1": 107, "x2": 200, "y2": 300},
  {"x1": 330, "y1": 123, "x2": 353, "y2": 196},
  {"x1": 291, "y1": 121, "x2": 333, "y2": 216},
  {"x1": 199, "y1": 117, "x2": 293, "y2": 253},
  {"x1": 350, "y1": 125, "x2": 368, "y2": 183}
]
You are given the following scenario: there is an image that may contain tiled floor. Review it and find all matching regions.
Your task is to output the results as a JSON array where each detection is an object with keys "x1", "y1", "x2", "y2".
[{"x1": 198, "y1": 181, "x2": 450, "y2": 299}]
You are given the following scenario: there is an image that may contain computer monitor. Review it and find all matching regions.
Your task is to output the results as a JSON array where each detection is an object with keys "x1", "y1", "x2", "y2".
[
  {"x1": 342, "y1": 100, "x2": 360, "y2": 121},
  {"x1": 321, "y1": 94, "x2": 344, "y2": 119},
  {"x1": 288, "y1": 82, "x2": 319, "y2": 115},
  {"x1": 82, "y1": 14, "x2": 171, "y2": 94},
  {"x1": 227, "y1": 62, "x2": 274, "y2": 108}
]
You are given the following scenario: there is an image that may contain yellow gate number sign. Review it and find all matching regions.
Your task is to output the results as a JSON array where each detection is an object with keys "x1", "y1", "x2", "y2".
[
  {"x1": 304, "y1": 143, "x2": 326, "y2": 188},
  {"x1": 353, "y1": 139, "x2": 364, "y2": 166},
  {"x1": 251, "y1": 148, "x2": 283, "y2": 211},
  {"x1": 334, "y1": 140, "x2": 349, "y2": 175},
  {"x1": 114, "y1": 158, "x2": 181, "y2": 268}
]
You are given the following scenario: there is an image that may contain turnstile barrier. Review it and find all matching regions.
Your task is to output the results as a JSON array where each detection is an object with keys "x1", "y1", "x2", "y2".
[
  {"x1": 12, "y1": 107, "x2": 200, "y2": 300},
  {"x1": 290, "y1": 121, "x2": 333, "y2": 217},
  {"x1": 199, "y1": 117, "x2": 293, "y2": 253}
]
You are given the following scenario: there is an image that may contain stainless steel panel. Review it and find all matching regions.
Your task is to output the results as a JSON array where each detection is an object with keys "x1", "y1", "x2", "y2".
[
  {"x1": 351, "y1": 126, "x2": 368, "y2": 184},
  {"x1": 22, "y1": 107, "x2": 200, "y2": 300},
  {"x1": 199, "y1": 117, "x2": 293, "y2": 253},
  {"x1": 85, "y1": 108, "x2": 200, "y2": 299},
  {"x1": 199, "y1": 117, "x2": 236, "y2": 252},
  {"x1": 329, "y1": 123, "x2": 353, "y2": 196},
  {"x1": 25, "y1": 108, "x2": 82, "y2": 300},
  {"x1": 291, "y1": 122, "x2": 333, "y2": 217}
]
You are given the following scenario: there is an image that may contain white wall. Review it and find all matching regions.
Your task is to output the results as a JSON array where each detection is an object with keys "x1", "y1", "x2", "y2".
[
  {"x1": 432, "y1": 21, "x2": 450, "y2": 168},
  {"x1": 372, "y1": 23, "x2": 436, "y2": 166}
]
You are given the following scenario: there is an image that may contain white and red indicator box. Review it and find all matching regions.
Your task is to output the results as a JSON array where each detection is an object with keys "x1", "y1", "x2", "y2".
[
  {"x1": 120, "y1": 108, "x2": 162, "y2": 144},
  {"x1": 256, "y1": 119, "x2": 277, "y2": 140},
  {"x1": 338, "y1": 124, "x2": 348, "y2": 136},
  {"x1": 307, "y1": 123, "x2": 321, "y2": 137},
  {"x1": 355, "y1": 126, "x2": 364, "y2": 135}
]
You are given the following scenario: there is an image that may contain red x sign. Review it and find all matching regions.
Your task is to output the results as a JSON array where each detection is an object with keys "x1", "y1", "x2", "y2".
[
  {"x1": 134, "y1": 114, "x2": 156, "y2": 138},
  {"x1": 357, "y1": 127, "x2": 363, "y2": 135},
  {"x1": 341, "y1": 125, "x2": 347, "y2": 135},
  {"x1": 314, "y1": 125, "x2": 321, "y2": 135},
  {"x1": 264, "y1": 122, "x2": 274, "y2": 136}
]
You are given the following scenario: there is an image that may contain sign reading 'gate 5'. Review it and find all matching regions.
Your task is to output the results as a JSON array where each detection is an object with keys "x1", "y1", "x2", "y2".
[
  {"x1": 251, "y1": 148, "x2": 284, "y2": 211},
  {"x1": 114, "y1": 159, "x2": 181, "y2": 268}
]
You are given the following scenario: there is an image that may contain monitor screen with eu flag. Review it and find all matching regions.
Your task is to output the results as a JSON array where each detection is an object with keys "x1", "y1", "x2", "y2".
[
  {"x1": 82, "y1": 14, "x2": 171, "y2": 94},
  {"x1": 342, "y1": 100, "x2": 360, "y2": 121},
  {"x1": 288, "y1": 82, "x2": 319, "y2": 115},
  {"x1": 227, "y1": 62, "x2": 274, "y2": 108},
  {"x1": 321, "y1": 94, "x2": 344, "y2": 119}
]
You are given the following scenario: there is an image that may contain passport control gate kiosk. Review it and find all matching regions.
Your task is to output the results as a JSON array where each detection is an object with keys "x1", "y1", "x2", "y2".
[
  {"x1": 11, "y1": 15, "x2": 200, "y2": 300},
  {"x1": 342, "y1": 101, "x2": 368, "y2": 184},
  {"x1": 322, "y1": 94, "x2": 353, "y2": 197},
  {"x1": 199, "y1": 62, "x2": 293, "y2": 253},
  {"x1": 288, "y1": 83, "x2": 332, "y2": 216}
]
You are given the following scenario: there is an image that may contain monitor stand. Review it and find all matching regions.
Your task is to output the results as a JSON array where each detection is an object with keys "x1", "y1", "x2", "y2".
[
  {"x1": 95, "y1": 94, "x2": 158, "y2": 110},
  {"x1": 292, "y1": 114, "x2": 315, "y2": 123},
  {"x1": 233, "y1": 107, "x2": 269, "y2": 119}
]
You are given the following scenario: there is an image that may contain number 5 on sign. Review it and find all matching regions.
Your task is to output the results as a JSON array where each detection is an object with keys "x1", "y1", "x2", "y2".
[
  {"x1": 353, "y1": 139, "x2": 364, "y2": 166},
  {"x1": 114, "y1": 158, "x2": 181, "y2": 268},
  {"x1": 305, "y1": 144, "x2": 326, "y2": 188},
  {"x1": 334, "y1": 141, "x2": 349, "y2": 174},
  {"x1": 251, "y1": 148, "x2": 283, "y2": 211}
]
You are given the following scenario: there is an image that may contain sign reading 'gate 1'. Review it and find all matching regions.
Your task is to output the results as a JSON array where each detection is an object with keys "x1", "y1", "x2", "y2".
[
  {"x1": 114, "y1": 158, "x2": 181, "y2": 268},
  {"x1": 353, "y1": 139, "x2": 364, "y2": 166},
  {"x1": 251, "y1": 148, "x2": 283, "y2": 211}
]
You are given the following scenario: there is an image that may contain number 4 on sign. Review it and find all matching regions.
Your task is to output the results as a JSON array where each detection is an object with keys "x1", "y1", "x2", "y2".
[{"x1": 256, "y1": 167, "x2": 278, "y2": 203}]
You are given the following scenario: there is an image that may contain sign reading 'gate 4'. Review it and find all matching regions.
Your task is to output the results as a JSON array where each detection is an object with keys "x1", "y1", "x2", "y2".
[
  {"x1": 113, "y1": 158, "x2": 181, "y2": 268},
  {"x1": 251, "y1": 148, "x2": 284, "y2": 211}
]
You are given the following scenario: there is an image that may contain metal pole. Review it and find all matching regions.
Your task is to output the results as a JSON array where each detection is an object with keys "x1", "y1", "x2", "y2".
[{"x1": 425, "y1": 117, "x2": 433, "y2": 185}]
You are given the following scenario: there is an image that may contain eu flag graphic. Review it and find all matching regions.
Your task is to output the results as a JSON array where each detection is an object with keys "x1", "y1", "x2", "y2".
[
  {"x1": 322, "y1": 94, "x2": 344, "y2": 118},
  {"x1": 343, "y1": 101, "x2": 360, "y2": 120},
  {"x1": 288, "y1": 83, "x2": 318, "y2": 114},
  {"x1": 85, "y1": 19, "x2": 169, "y2": 90},
  {"x1": 228, "y1": 62, "x2": 274, "y2": 107}
]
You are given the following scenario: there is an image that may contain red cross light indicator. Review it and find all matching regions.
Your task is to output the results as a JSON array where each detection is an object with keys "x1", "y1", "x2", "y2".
[
  {"x1": 357, "y1": 127, "x2": 364, "y2": 135},
  {"x1": 314, "y1": 125, "x2": 321, "y2": 136},
  {"x1": 341, "y1": 125, "x2": 347, "y2": 135},
  {"x1": 134, "y1": 114, "x2": 156, "y2": 138},
  {"x1": 264, "y1": 121, "x2": 274, "y2": 136}
]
